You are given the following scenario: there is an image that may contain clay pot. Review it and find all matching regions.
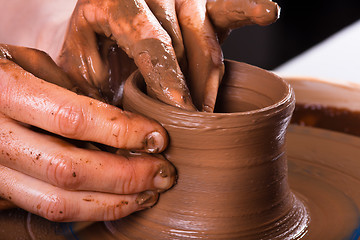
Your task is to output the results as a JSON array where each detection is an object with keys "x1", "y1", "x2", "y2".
[{"x1": 105, "y1": 61, "x2": 309, "y2": 239}]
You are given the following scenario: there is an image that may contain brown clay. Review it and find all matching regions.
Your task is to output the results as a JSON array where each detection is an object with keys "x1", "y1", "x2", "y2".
[
  {"x1": 2, "y1": 64, "x2": 360, "y2": 239},
  {"x1": 287, "y1": 77, "x2": 360, "y2": 137},
  {"x1": 207, "y1": 0, "x2": 280, "y2": 30},
  {"x1": 292, "y1": 104, "x2": 360, "y2": 137},
  {"x1": 285, "y1": 125, "x2": 360, "y2": 240},
  {"x1": 3, "y1": 124, "x2": 360, "y2": 239},
  {"x1": 104, "y1": 61, "x2": 309, "y2": 239}
]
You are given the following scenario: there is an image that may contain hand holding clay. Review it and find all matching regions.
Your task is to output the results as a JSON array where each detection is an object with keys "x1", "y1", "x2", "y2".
[
  {"x1": 57, "y1": 0, "x2": 196, "y2": 111},
  {"x1": 0, "y1": 0, "x2": 278, "y2": 222},
  {"x1": 0, "y1": 44, "x2": 176, "y2": 222},
  {"x1": 143, "y1": 0, "x2": 279, "y2": 112},
  {"x1": 57, "y1": 0, "x2": 279, "y2": 112},
  {"x1": 181, "y1": 0, "x2": 280, "y2": 112}
]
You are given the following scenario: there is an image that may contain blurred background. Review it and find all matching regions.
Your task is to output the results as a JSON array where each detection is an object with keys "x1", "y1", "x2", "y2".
[{"x1": 221, "y1": 0, "x2": 360, "y2": 70}]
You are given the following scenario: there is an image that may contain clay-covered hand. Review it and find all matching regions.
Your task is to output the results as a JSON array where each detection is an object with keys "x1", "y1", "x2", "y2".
[
  {"x1": 57, "y1": 0, "x2": 196, "y2": 111},
  {"x1": 207, "y1": 0, "x2": 280, "y2": 40},
  {"x1": 0, "y1": 44, "x2": 176, "y2": 222},
  {"x1": 57, "y1": 0, "x2": 279, "y2": 112},
  {"x1": 139, "y1": 0, "x2": 279, "y2": 112},
  {"x1": 185, "y1": 0, "x2": 280, "y2": 111}
]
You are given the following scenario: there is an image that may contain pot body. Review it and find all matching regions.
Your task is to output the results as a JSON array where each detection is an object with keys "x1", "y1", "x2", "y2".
[{"x1": 107, "y1": 61, "x2": 309, "y2": 239}]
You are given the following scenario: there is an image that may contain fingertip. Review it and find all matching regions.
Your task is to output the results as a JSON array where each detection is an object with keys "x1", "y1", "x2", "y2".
[
  {"x1": 251, "y1": 0, "x2": 280, "y2": 26},
  {"x1": 133, "y1": 38, "x2": 196, "y2": 111},
  {"x1": 135, "y1": 191, "x2": 159, "y2": 209},
  {"x1": 201, "y1": 61, "x2": 224, "y2": 113},
  {"x1": 153, "y1": 160, "x2": 177, "y2": 192},
  {"x1": 144, "y1": 131, "x2": 167, "y2": 153}
]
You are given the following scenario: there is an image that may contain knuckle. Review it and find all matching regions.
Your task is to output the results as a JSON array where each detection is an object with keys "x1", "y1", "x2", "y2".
[
  {"x1": 111, "y1": 205, "x2": 129, "y2": 220},
  {"x1": 119, "y1": 163, "x2": 137, "y2": 193},
  {"x1": 53, "y1": 102, "x2": 86, "y2": 138},
  {"x1": 37, "y1": 192, "x2": 70, "y2": 222},
  {"x1": 112, "y1": 123, "x2": 128, "y2": 148},
  {"x1": 104, "y1": 201, "x2": 132, "y2": 220},
  {"x1": 212, "y1": 54, "x2": 224, "y2": 68},
  {"x1": 47, "y1": 153, "x2": 82, "y2": 190}
]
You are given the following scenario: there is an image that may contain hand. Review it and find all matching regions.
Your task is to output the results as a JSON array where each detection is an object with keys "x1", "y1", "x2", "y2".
[
  {"x1": 0, "y1": 0, "x2": 279, "y2": 222},
  {"x1": 57, "y1": 0, "x2": 279, "y2": 112},
  {"x1": 0, "y1": 44, "x2": 176, "y2": 222},
  {"x1": 57, "y1": 0, "x2": 196, "y2": 111},
  {"x1": 184, "y1": 0, "x2": 280, "y2": 111}
]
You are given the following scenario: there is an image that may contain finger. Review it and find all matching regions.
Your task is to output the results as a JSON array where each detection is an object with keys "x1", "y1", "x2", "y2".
[
  {"x1": 0, "y1": 115, "x2": 175, "y2": 194},
  {"x1": 176, "y1": 0, "x2": 225, "y2": 112},
  {"x1": 1, "y1": 44, "x2": 102, "y2": 103},
  {"x1": 0, "y1": 59, "x2": 168, "y2": 153},
  {"x1": 97, "y1": 37, "x2": 138, "y2": 107},
  {"x1": 207, "y1": 0, "x2": 280, "y2": 30},
  {"x1": 78, "y1": 0, "x2": 196, "y2": 111},
  {"x1": 57, "y1": 3, "x2": 110, "y2": 100},
  {"x1": 145, "y1": 0, "x2": 185, "y2": 62},
  {"x1": 0, "y1": 165, "x2": 159, "y2": 222},
  {"x1": 0, "y1": 44, "x2": 76, "y2": 91}
]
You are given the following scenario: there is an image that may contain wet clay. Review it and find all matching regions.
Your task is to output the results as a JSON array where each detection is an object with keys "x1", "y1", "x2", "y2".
[
  {"x1": 103, "y1": 62, "x2": 360, "y2": 239},
  {"x1": 286, "y1": 77, "x2": 360, "y2": 137},
  {"x1": 2, "y1": 63, "x2": 360, "y2": 239},
  {"x1": 286, "y1": 77, "x2": 360, "y2": 112},
  {"x1": 286, "y1": 125, "x2": 360, "y2": 239},
  {"x1": 132, "y1": 38, "x2": 195, "y2": 111},
  {"x1": 145, "y1": 1, "x2": 185, "y2": 61},
  {"x1": 57, "y1": 0, "x2": 195, "y2": 111},
  {"x1": 2, "y1": 124, "x2": 360, "y2": 240},
  {"x1": 206, "y1": 0, "x2": 280, "y2": 30},
  {"x1": 103, "y1": 61, "x2": 309, "y2": 239},
  {"x1": 292, "y1": 104, "x2": 360, "y2": 137}
]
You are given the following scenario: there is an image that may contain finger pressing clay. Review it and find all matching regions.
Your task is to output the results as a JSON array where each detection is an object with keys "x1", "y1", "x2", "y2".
[{"x1": 58, "y1": 0, "x2": 196, "y2": 111}]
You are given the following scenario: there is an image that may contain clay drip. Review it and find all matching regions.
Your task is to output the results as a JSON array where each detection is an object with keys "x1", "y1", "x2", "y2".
[{"x1": 106, "y1": 61, "x2": 309, "y2": 239}]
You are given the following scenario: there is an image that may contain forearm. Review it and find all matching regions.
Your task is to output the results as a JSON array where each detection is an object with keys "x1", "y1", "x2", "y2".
[{"x1": 0, "y1": 0, "x2": 77, "y2": 59}]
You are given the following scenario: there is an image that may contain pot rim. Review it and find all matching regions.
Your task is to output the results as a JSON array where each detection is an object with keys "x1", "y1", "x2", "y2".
[{"x1": 124, "y1": 60, "x2": 294, "y2": 119}]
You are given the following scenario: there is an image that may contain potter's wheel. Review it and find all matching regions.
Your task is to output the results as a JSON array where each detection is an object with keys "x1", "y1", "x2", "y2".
[
  {"x1": 1, "y1": 78, "x2": 360, "y2": 239},
  {"x1": 81, "y1": 125, "x2": 360, "y2": 239},
  {"x1": 285, "y1": 77, "x2": 360, "y2": 239},
  {"x1": 287, "y1": 125, "x2": 360, "y2": 239}
]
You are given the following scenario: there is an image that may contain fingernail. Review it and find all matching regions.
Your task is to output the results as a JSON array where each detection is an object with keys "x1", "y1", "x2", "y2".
[
  {"x1": 135, "y1": 191, "x2": 158, "y2": 208},
  {"x1": 154, "y1": 162, "x2": 176, "y2": 191},
  {"x1": 202, "y1": 104, "x2": 213, "y2": 113},
  {"x1": 144, "y1": 131, "x2": 164, "y2": 153}
]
